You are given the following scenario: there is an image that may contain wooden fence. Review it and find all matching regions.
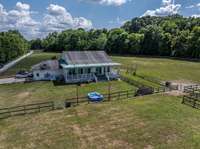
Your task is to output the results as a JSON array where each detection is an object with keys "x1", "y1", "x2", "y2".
[
  {"x1": 66, "y1": 89, "x2": 137, "y2": 105},
  {"x1": 136, "y1": 74, "x2": 164, "y2": 86},
  {"x1": 153, "y1": 87, "x2": 170, "y2": 93},
  {"x1": 182, "y1": 95, "x2": 200, "y2": 109},
  {"x1": 0, "y1": 90, "x2": 136, "y2": 120},
  {"x1": 120, "y1": 65, "x2": 137, "y2": 75},
  {"x1": 0, "y1": 101, "x2": 54, "y2": 119},
  {"x1": 120, "y1": 75, "x2": 150, "y2": 88},
  {"x1": 184, "y1": 85, "x2": 200, "y2": 93},
  {"x1": 120, "y1": 75, "x2": 170, "y2": 94}
]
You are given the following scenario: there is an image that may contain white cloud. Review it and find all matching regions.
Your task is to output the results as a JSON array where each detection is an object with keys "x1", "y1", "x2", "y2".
[
  {"x1": 143, "y1": 0, "x2": 181, "y2": 17},
  {"x1": 0, "y1": 2, "x2": 93, "y2": 39},
  {"x1": 16, "y1": 2, "x2": 30, "y2": 11},
  {"x1": 0, "y1": 2, "x2": 40, "y2": 39},
  {"x1": 186, "y1": 5, "x2": 195, "y2": 9},
  {"x1": 84, "y1": 0, "x2": 131, "y2": 6},
  {"x1": 192, "y1": 14, "x2": 200, "y2": 18},
  {"x1": 41, "y1": 4, "x2": 92, "y2": 35},
  {"x1": 188, "y1": 3, "x2": 200, "y2": 18},
  {"x1": 186, "y1": 3, "x2": 200, "y2": 9},
  {"x1": 108, "y1": 17, "x2": 126, "y2": 25}
]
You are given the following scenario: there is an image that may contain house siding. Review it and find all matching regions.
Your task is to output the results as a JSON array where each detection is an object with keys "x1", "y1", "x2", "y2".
[{"x1": 33, "y1": 69, "x2": 63, "y2": 81}]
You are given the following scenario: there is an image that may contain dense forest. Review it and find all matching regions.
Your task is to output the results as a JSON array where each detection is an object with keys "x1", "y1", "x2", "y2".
[
  {"x1": 31, "y1": 15, "x2": 200, "y2": 58},
  {"x1": 0, "y1": 30, "x2": 29, "y2": 64}
]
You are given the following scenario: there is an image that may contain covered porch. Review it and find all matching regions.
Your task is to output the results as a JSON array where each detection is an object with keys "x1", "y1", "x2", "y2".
[{"x1": 60, "y1": 63, "x2": 120, "y2": 83}]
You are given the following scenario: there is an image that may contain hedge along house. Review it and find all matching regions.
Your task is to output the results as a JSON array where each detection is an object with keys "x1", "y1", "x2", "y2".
[{"x1": 32, "y1": 51, "x2": 120, "y2": 83}]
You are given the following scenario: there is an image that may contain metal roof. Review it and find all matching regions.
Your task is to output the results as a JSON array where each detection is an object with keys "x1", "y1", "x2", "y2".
[
  {"x1": 62, "y1": 51, "x2": 114, "y2": 65},
  {"x1": 32, "y1": 60, "x2": 59, "y2": 71}
]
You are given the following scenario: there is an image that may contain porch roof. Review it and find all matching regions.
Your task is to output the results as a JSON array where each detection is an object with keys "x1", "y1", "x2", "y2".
[{"x1": 60, "y1": 62, "x2": 120, "y2": 69}]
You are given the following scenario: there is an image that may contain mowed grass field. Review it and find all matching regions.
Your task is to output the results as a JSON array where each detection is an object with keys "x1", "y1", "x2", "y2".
[
  {"x1": 112, "y1": 56, "x2": 200, "y2": 83},
  {"x1": 0, "y1": 81, "x2": 134, "y2": 108},
  {"x1": 0, "y1": 52, "x2": 200, "y2": 148},
  {"x1": 0, "y1": 95, "x2": 200, "y2": 149}
]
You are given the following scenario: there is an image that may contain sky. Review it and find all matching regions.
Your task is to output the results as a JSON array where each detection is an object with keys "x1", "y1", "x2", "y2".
[{"x1": 0, "y1": 0, "x2": 200, "y2": 39}]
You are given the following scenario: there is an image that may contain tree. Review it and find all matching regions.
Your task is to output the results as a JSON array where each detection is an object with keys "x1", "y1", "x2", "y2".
[
  {"x1": 188, "y1": 27, "x2": 200, "y2": 58},
  {"x1": 0, "y1": 30, "x2": 29, "y2": 63},
  {"x1": 30, "y1": 38, "x2": 43, "y2": 50}
]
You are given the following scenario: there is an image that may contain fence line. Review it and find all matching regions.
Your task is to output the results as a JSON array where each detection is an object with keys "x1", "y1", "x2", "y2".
[
  {"x1": 0, "y1": 101, "x2": 54, "y2": 119},
  {"x1": 0, "y1": 89, "x2": 136, "y2": 120},
  {"x1": 182, "y1": 95, "x2": 200, "y2": 109},
  {"x1": 66, "y1": 89, "x2": 136, "y2": 105},
  {"x1": 120, "y1": 75, "x2": 170, "y2": 94},
  {"x1": 120, "y1": 75, "x2": 150, "y2": 88},
  {"x1": 184, "y1": 85, "x2": 200, "y2": 93},
  {"x1": 136, "y1": 74, "x2": 164, "y2": 86}
]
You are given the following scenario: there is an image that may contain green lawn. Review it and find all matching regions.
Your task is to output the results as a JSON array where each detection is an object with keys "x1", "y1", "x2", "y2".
[
  {"x1": 0, "y1": 94, "x2": 200, "y2": 149},
  {"x1": 0, "y1": 52, "x2": 200, "y2": 148},
  {"x1": 0, "y1": 80, "x2": 134, "y2": 108},
  {"x1": 112, "y1": 56, "x2": 200, "y2": 83},
  {"x1": 0, "y1": 52, "x2": 60, "y2": 78},
  {"x1": 121, "y1": 72, "x2": 162, "y2": 88}
]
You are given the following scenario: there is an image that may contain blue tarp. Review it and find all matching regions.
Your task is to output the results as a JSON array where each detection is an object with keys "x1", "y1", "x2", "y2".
[{"x1": 88, "y1": 92, "x2": 104, "y2": 102}]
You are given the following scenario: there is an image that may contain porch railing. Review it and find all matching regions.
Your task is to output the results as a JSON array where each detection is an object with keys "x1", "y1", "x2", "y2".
[
  {"x1": 66, "y1": 73, "x2": 95, "y2": 83},
  {"x1": 106, "y1": 71, "x2": 120, "y2": 80}
]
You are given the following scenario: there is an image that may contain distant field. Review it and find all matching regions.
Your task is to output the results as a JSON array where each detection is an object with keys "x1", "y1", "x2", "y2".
[
  {"x1": 0, "y1": 80, "x2": 134, "y2": 108},
  {"x1": 0, "y1": 52, "x2": 60, "y2": 78},
  {"x1": 112, "y1": 56, "x2": 200, "y2": 83},
  {"x1": 0, "y1": 94, "x2": 200, "y2": 149}
]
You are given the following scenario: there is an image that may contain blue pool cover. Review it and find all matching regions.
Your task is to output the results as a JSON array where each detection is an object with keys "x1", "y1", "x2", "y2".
[{"x1": 88, "y1": 92, "x2": 104, "y2": 102}]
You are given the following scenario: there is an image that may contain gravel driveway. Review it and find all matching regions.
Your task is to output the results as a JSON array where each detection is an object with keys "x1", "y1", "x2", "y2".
[{"x1": 0, "y1": 78, "x2": 25, "y2": 85}]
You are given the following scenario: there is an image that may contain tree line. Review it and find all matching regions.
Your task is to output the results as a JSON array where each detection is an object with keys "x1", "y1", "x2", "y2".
[
  {"x1": 1, "y1": 15, "x2": 199, "y2": 65},
  {"x1": 32, "y1": 15, "x2": 200, "y2": 58},
  {"x1": 0, "y1": 30, "x2": 29, "y2": 64}
]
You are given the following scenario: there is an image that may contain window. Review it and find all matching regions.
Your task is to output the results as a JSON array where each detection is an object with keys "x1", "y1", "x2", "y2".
[{"x1": 36, "y1": 73, "x2": 39, "y2": 77}]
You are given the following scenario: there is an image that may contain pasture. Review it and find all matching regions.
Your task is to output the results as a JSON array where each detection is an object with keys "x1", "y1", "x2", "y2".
[
  {"x1": 0, "y1": 80, "x2": 134, "y2": 108},
  {"x1": 0, "y1": 52, "x2": 200, "y2": 149},
  {"x1": 113, "y1": 56, "x2": 200, "y2": 83},
  {"x1": 0, "y1": 95, "x2": 200, "y2": 149}
]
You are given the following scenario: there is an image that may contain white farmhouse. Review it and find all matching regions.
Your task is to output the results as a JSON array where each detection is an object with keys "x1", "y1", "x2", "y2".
[{"x1": 32, "y1": 51, "x2": 120, "y2": 83}]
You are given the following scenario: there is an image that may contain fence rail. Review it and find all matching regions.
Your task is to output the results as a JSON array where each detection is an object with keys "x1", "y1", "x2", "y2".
[
  {"x1": 136, "y1": 74, "x2": 164, "y2": 86},
  {"x1": 66, "y1": 89, "x2": 136, "y2": 105},
  {"x1": 120, "y1": 75, "x2": 169, "y2": 94},
  {"x1": 184, "y1": 85, "x2": 200, "y2": 93},
  {"x1": 0, "y1": 89, "x2": 136, "y2": 120},
  {"x1": 120, "y1": 75, "x2": 150, "y2": 88},
  {"x1": 182, "y1": 95, "x2": 200, "y2": 109},
  {"x1": 0, "y1": 101, "x2": 54, "y2": 119}
]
